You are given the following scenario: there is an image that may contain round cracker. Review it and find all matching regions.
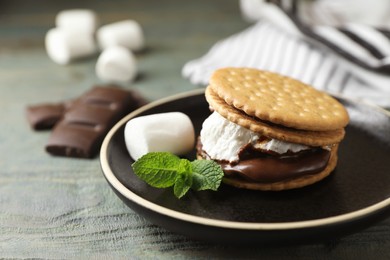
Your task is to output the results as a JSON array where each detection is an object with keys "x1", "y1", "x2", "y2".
[
  {"x1": 209, "y1": 67, "x2": 349, "y2": 132},
  {"x1": 206, "y1": 86, "x2": 345, "y2": 146},
  {"x1": 222, "y1": 146, "x2": 338, "y2": 191}
]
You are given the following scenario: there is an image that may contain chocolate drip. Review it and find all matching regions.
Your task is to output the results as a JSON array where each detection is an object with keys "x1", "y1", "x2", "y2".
[
  {"x1": 220, "y1": 148, "x2": 330, "y2": 183},
  {"x1": 197, "y1": 138, "x2": 331, "y2": 183}
]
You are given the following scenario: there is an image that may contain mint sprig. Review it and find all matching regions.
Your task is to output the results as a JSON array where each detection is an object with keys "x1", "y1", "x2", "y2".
[{"x1": 131, "y1": 152, "x2": 224, "y2": 198}]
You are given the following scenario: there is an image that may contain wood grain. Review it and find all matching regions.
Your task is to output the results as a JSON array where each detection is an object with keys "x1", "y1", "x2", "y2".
[{"x1": 0, "y1": 0, "x2": 389, "y2": 258}]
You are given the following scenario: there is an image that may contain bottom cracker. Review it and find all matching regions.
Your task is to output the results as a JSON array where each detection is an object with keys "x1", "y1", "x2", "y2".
[{"x1": 197, "y1": 145, "x2": 338, "y2": 191}]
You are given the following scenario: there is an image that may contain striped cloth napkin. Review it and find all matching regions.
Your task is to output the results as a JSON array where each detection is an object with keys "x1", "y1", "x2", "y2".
[{"x1": 182, "y1": 0, "x2": 390, "y2": 108}]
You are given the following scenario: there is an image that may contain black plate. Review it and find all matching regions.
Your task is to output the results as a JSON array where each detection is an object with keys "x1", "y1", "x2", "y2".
[{"x1": 100, "y1": 88, "x2": 390, "y2": 245}]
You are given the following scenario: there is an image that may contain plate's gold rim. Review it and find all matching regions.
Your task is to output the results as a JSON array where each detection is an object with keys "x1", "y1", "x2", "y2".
[{"x1": 100, "y1": 88, "x2": 390, "y2": 231}]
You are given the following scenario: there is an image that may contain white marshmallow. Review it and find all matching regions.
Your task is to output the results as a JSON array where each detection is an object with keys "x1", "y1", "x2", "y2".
[
  {"x1": 254, "y1": 139, "x2": 309, "y2": 155},
  {"x1": 97, "y1": 20, "x2": 145, "y2": 51},
  {"x1": 200, "y1": 112, "x2": 259, "y2": 162},
  {"x1": 201, "y1": 112, "x2": 309, "y2": 163},
  {"x1": 55, "y1": 9, "x2": 99, "y2": 34},
  {"x1": 124, "y1": 112, "x2": 195, "y2": 160},
  {"x1": 45, "y1": 28, "x2": 97, "y2": 65},
  {"x1": 95, "y1": 46, "x2": 137, "y2": 82}
]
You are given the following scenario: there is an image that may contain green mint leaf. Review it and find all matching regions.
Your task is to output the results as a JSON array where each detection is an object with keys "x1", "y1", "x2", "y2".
[
  {"x1": 131, "y1": 152, "x2": 191, "y2": 188},
  {"x1": 191, "y1": 160, "x2": 224, "y2": 191},
  {"x1": 174, "y1": 171, "x2": 193, "y2": 199},
  {"x1": 131, "y1": 152, "x2": 224, "y2": 199},
  {"x1": 177, "y1": 157, "x2": 192, "y2": 175}
]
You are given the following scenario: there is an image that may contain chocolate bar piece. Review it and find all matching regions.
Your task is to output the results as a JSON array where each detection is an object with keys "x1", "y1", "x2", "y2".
[
  {"x1": 26, "y1": 103, "x2": 66, "y2": 130},
  {"x1": 45, "y1": 86, "x2": 146, "y2": 158}
]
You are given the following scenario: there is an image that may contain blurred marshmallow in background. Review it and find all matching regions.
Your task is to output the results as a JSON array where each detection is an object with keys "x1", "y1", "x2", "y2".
[
  {"x1": 55, "y1": 9, "x2": 99, "y2": 33},
  {"x1": 45, "y1": 9, "x2": 145, "y2": 83},
  {"x1": 45, "y1": 9, "x2": 99, "y2": 65},
  {"x1": 97, "y1": 20, "x2": 145, "y2": 52},
  {"x1": 95, "y1": 46, "x2": 138, "y2": 83},
  {"x1": 45, "y1": 28, "x2": 97, "y2": 65},
  {"x1": 95, "y1": 19, "x2": 145, "y2": 82}
]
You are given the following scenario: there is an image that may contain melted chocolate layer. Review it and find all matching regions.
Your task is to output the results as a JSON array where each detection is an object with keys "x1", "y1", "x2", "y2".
[
  {"x1": 197, "y1": 137, "x2": 331, "y2": 183},
  {"x1": 221, "y1": 148, "x2": 330, "y2": 183}
]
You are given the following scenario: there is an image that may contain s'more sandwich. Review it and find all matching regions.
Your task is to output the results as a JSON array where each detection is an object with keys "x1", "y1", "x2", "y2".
[{"x1": 197, "y1": 67, "x2": 349, "y2": 191}]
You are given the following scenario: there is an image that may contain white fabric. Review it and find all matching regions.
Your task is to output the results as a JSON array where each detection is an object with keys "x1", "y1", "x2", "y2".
[
  {"x1": 311, "y1": 0, "x2": 390, "y2": 28},
  {"x1": 313, "y1": 25, "x2": 387, "y2": 67},
  {"x1": 344, "y1": 23, "x2": 390, "y2": 57},
  {"x1": 182, "y1": 1, "x2": 390, "y2": 108}
]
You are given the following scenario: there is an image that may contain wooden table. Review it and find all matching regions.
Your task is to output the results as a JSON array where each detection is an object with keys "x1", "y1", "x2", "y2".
[{"x1": 1, "y1": 0, "x2": 389, "y2": 258}]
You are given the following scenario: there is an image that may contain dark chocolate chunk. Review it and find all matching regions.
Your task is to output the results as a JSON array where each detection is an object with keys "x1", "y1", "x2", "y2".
[
  {"x1": 26, "y1": 103, "x2": 66, "y2": 130},
  {"x1": 45, "y1": 86, "x2": 147, "y2": 158}
]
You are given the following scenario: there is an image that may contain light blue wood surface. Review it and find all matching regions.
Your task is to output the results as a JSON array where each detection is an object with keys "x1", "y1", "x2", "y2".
[{"x1": 1, "y1": 0, "x2": 389, "y2": 258}]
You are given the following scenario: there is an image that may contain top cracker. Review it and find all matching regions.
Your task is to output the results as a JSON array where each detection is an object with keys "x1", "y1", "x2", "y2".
[{"x1": 209, "y1": 67, "x2": 349, "y2": 131}]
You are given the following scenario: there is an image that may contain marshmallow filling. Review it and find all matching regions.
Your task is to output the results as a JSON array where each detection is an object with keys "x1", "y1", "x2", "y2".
[{"x1": 199, "y1": 112, "x2": 332, "y2": 183}]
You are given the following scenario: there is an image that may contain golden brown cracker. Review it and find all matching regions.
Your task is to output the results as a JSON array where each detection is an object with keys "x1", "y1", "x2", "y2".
[
  {"x1": 209, "y1": 67, "x2": 349, "y2": 132},
  {"x1": 221, "y1": 145, "x2": 338, "y2": 191},
  {"x1": 206, "y1": 86, "x2": 345, "y2": 146}
]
